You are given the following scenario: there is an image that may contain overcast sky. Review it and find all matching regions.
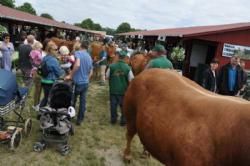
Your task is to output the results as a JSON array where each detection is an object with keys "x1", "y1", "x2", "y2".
[{"x1": 15, "y1": 0, "x2": 250, "y2": 30}]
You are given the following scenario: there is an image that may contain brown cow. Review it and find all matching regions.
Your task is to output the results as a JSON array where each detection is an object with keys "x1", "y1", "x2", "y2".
[
  {"x1": 90, "y1": 41, "x2": 117, "y2": 63},
  {"x1": 51, "y1": 37, "x2": 75, "y2": 52},
  {"x1": 123, "y1": 69, "x2": 250, "y2": 166}
]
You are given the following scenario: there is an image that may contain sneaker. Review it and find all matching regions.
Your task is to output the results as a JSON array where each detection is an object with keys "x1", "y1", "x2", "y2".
[
  {"x1": 76, "y1": 120, "x2": 82, "y2": 126},
  {"x1": 32, "y1": 104, "x2": 40, "y2": 112},
  {"x1": 110, "y1": 119, "x2": 117, "y2": 125}
]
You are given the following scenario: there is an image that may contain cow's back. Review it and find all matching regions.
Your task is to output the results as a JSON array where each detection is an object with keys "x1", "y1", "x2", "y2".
[{"x1": 124, "y1": 69, "x2": 250, "y2": 166}]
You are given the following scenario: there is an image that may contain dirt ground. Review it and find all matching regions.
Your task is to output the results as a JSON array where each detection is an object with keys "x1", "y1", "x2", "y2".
[{"x1": 0, "y1": 81, "x2": 162, "y2": 166}]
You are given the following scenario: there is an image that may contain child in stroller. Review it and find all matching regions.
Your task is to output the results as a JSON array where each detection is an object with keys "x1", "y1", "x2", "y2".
[{"x1": 33, "y1": 80, "x2": 75, "y2": 155}]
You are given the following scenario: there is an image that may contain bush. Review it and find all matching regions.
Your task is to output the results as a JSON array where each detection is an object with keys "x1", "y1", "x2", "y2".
[{"x1": 170, "y1": 46, "x2": 185, "y2": 62}]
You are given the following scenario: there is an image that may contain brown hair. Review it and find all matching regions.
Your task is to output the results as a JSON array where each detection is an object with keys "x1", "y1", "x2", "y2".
[
  {"x1": 210, "y1": 58, "x2": 219, "y2": 64},
  {"x1": 45, "y1": 41, "x2": 58, "y2": 56}
]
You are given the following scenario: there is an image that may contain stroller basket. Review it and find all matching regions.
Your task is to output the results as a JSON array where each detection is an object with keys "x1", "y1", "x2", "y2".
[
  {"x1": 0, "y1": 99, "x2": 17, "y2": 116},
  {"x1": 0, "y1": 88, "x2": 28, "y2": 116}
]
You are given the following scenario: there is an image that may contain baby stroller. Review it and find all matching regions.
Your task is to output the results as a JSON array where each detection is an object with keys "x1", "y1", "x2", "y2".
[
  {"x1": 33, "y1": 80, "x2": 75, "y2": 155},
  {"x1": 0, "y1": 69, "x2": 32, "y2": 150}
]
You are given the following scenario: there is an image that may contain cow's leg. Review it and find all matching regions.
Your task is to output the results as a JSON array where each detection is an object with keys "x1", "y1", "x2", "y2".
[{"x1": 123, "y1": 122, "x2": 136, "y2": 162}]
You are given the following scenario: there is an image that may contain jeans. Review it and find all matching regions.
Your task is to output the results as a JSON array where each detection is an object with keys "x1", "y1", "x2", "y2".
[
  {"x1": 20, "y1": 68, "x2": 33, "y2": 88},
  {"x1": 73, "y1": 83, "x2": 89, "y2": 123},
  {"x1": 33, "y1": 73, "x2": 42, "y2": 106},
  {"x1": 110, "y1": 94, "x2": 126, "y2": 125},
  {"x1": 40, "y1": 83, "x2": 53, "y2": 107}
]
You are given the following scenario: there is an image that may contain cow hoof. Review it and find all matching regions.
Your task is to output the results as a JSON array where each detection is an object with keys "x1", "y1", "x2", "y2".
[{"x1": 123, "y1": 154, "x2": 132, "y2": 163}]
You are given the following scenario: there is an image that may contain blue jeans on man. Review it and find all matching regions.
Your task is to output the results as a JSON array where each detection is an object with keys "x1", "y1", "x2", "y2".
[
  {"x1": 110, "y1": 94, "x2": 126, "y2": 126},
  {"x1": 73, "y1": 83, "x2": 88, "y2": 125}
]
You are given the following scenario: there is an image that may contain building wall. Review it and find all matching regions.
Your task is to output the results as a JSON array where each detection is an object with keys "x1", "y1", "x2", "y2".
[{"x1": 195, "y1": 29, "x2": 250, "y2": 69}]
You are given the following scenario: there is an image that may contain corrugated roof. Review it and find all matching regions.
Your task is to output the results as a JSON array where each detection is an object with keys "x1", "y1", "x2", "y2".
[
  {"x1": 119, "y1": 22, "x2": 250, "y2": 37},
  {"x1": 0, "y1": 5, "x2": 105, "y2": 35}
]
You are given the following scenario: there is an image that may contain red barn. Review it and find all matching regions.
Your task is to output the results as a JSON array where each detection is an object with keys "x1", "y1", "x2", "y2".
[{"x1": 120, "y1": 22, "x2": 250, "y2": 80}]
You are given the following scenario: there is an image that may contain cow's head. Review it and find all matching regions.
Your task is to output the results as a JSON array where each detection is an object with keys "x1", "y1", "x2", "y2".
[{"x1": 130, "y1": 52, "x2": 151, "y2": 76}]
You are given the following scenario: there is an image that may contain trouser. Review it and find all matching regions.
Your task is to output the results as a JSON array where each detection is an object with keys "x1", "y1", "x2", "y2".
[
  {"x1": 20, "y1": 68, "x2": 33, "y2": 88},
  {"x1": 33, "y1": 73, "x2": 42, "y2": 106},
  {"x1": 40, "y1": 83, "x2": 53, "y2": 107},
  {"x1": 100, "y1": 65, "x2": 106, "y2": 83},
  {"x1": 73, "y1": 83, "x2": 89, "y2": 123},
  {"x1": 110, "y1": 94, "x2": 126, "y2": 125}
]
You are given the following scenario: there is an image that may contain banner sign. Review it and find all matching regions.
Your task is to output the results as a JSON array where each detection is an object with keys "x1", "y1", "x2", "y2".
[{"x1": 223, "y1": 43, "x2": 250, "y2": 59}]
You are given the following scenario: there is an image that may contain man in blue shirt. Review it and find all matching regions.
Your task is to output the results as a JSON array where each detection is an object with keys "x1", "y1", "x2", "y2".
[
  {"x1": 218, "y1": 55, "x2": 243, "y2": 96},
  {"x1": 65, "y1": 41, "x2": 93, "y2": 125}
]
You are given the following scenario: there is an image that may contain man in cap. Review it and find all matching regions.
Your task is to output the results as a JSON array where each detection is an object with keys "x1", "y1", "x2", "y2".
[
  {"x1": 106, "y1": 51, "x2": 134, "y2": 126},
  {"x1": 202, "y1": 58, "x2": 219, "y2": 93},
  {"x1": 146, "y1": 44, "x2": 173, "y2": 69}
]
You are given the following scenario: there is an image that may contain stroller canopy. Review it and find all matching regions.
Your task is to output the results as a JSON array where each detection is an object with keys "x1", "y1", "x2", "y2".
[{"x1": 0, "y1": 69, "x2": 19, "y2": 105}]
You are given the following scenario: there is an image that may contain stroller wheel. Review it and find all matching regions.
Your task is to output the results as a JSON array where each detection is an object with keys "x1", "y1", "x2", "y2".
[
  {"x1": 24, "y1": 118, "x2": 32, "y2": 137},
  {"x1": 9, "y1": 129, "x2": 22, "y2": 151},
  {"x1": 58, "y1": 144, "x2": 70, "y2": 156},
  {"x1": 33, "y1": 142, "x2": 46, "y2": 152}
]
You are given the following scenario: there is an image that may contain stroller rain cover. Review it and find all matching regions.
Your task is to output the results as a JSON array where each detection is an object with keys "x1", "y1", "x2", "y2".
[{"x1": 0, "y1": 69, "x2": 19, "y2": 105}]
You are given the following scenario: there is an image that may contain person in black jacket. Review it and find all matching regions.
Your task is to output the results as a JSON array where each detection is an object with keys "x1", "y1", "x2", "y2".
[
  {"x1": 202, "y1": 58, "x2": 219, "y2": 93},
  {"x1": 218, "y1": 55, "x2": 244, "y2": 96}
]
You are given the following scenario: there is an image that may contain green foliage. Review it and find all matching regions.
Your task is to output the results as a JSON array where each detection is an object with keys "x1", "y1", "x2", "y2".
[
  {"x1": 102, "y1": 27, "x2": 116, "y2": 35},
  {"x1": 16, "y1": 2, "x2": 37, "y2": 15},
  {"x1": 81, "y1": 18, "x2": 94, "y2": 29},
  {"x1": 40, "y1": 13, "x2": 54, "y2": 20},
  {"x1": 0, "y1": 0, "x2": 15, "y2": 8},
  {"x1": 170, "y1": 46, "x2": 185, "y2": 62},
  {"x1": 116, "y1": 22, "x2": 131, "y2": 34},
  {"x1": 93, "y1": 23, "x2": 102, "y2": 31},
  {"x1": 0, "y1": 25, "x2": 7, "y2": 37},
  {"x1": 75, "y1": 18, "x2": 103, "y2": 31}
]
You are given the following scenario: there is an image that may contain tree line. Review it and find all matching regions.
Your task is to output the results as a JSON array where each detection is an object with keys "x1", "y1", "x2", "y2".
[{"x1": 0, "y1": 0, "x2": 141, "y2": 35}]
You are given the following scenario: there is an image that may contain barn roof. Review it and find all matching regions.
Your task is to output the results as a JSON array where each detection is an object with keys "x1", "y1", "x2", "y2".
[
  {"x1": 0, "y1": 5, "x2": 105, "y2": 35},
  {"x1": 119, "y1": 22, "x2": 250, "y2": 37}
]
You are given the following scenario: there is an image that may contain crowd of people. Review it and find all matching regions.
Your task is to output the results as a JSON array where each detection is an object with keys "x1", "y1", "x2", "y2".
[
  {"x1": 202, "y1": 55, "x2": 248, "y2": 96},
  {"x1": 0, "y1": 30, "x2": 249, "y2": 127}
]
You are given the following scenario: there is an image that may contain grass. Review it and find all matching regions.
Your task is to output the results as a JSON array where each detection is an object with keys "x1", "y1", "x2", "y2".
[{"x1": 0, "y1": 80, "x2": 162, "y2": 166}]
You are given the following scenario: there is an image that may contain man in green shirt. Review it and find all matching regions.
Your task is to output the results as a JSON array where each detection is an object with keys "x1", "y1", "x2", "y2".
[
  {"x1": 106, "y1": 51, "x2": 134, "y2": 126},
  {"x1": 146, "y1": 44, "x2": 173, "y2": 69}
]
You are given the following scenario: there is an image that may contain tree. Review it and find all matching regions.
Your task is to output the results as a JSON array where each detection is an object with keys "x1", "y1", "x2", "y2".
[
  {"x1": 40, "y1": 13, "x2": 54, "y2": 20},
  {"x1": 116, "y1": 22, "x2": 131, "y2": 34},
  {"x1": 102, "y1": 27, "x2": 116, "y2": 35},
  {"x1": 93, "y1": 23, "x2": 102, "y2": 31},
  {"x1": 16, "y1": 2, "x2": 37, "y2": 15},
  {"x1": 75, "y1": 18, "x2": 103, "y2": 31},
  {"x1": 80, "y1": 18, "x2": 94, "y2": 29},
  {"x1": 0, "y1": 0, "x2": 15, "y2": 8}
]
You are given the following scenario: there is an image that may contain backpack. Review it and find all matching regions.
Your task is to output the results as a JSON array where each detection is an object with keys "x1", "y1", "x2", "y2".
[{"x1": 38, "y1": 59, "x2": 49, "y2": 77}]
